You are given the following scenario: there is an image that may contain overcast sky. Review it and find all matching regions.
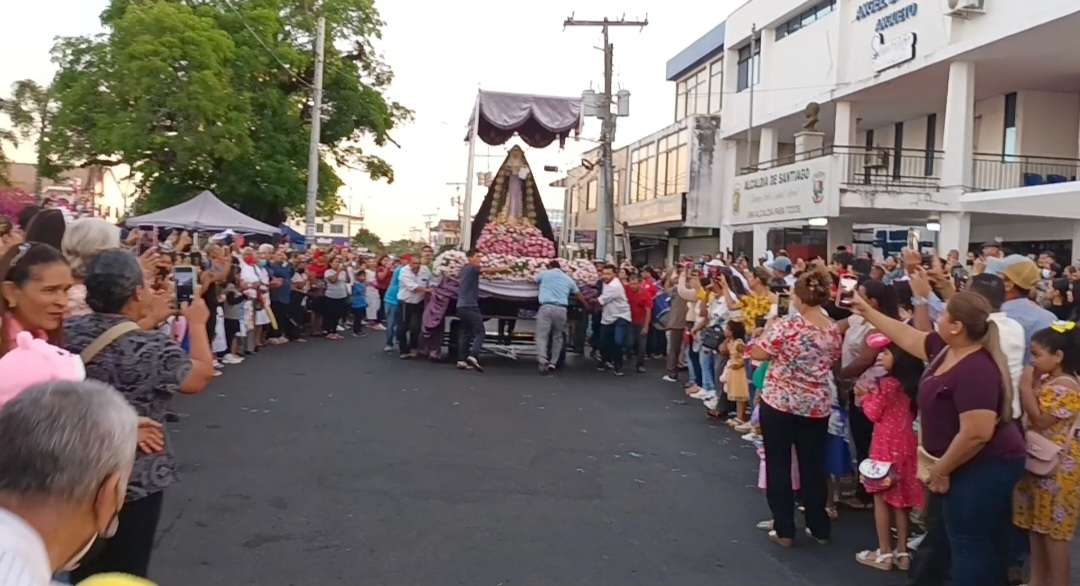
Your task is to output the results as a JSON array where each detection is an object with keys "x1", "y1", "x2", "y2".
[{"x1": 1, "y1": 0, "x2": 740, "y2": 240}]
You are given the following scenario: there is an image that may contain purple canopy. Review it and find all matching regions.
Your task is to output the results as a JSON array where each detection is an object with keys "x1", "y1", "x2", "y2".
[{"x1": 468, "y1": 91, "x2": 583, "y2": 148}]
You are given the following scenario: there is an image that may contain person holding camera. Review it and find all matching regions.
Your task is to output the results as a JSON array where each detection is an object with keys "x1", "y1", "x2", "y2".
[{"x1": 64, "y1": 249, "x2": 216, "y2": 580}]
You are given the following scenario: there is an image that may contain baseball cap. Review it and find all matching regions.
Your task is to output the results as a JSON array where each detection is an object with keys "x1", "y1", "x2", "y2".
[
  {"x1": 986, "y1": 254, "x2": 1040, "y2": 290},
  {"x1": 769, "y1": 256, "x2": 793, "y2": 274}
]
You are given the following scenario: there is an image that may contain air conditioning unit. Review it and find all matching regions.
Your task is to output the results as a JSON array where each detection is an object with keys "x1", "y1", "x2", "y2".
[{"x1": 945, "y1": 0, "x2": 985, "y2": 17}]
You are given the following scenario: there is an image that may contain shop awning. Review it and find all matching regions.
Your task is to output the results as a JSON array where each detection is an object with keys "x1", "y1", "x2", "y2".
[{"x1": 467, "y1": 91, "x2": 583, "y2": 148}]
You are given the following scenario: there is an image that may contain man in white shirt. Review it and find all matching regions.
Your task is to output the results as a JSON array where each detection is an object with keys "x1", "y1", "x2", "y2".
[
  {"x1": 0, "y1": 381, "x2": 138, "y2": 585},
  {"x1": 596, "y1": 264, "x2": 632, "y2": 376},
  {"x1": 969, "y1": 273, "x2": 1026, "y2": 419},
  {"x1": 396, "y1": 254, "x2": 433, "y2": 358}
]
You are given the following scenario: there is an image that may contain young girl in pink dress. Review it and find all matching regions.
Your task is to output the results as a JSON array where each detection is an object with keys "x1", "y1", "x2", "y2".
[{"x1": 855, "y1": 342, "x2": 925, "y2": 572}]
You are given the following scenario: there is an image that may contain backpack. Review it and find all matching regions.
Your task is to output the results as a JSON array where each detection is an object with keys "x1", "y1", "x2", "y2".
[{"x1": 652, "y1": 292, "x2": 672, "y2": 329}]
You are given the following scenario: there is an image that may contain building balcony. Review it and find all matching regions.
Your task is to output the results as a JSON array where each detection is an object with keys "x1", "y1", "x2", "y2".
[
  {"x1": 739, "y1": 146, "x2": 944, "y2": 191},
  {"x1": 971, "y1": 153, "x2": 1080, "y2": 192}
]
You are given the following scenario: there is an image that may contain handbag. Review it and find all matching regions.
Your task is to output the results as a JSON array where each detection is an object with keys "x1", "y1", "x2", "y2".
[
  {"x1": 80, "y1": 321, "x2": 141, "y2": 364},
  {"x1": 699, "y1": 324, "x2": 724, "y2": 351},
  {"x1": 1025, "y1": 375, "x2": 1080, "y2": 476},
  {"x1": 858, "y1": 458, "x2": 896, "y2": 493}
]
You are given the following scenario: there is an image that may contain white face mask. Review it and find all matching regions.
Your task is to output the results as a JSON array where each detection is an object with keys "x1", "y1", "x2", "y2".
[{"x1": 1042, "y1": 269, "x2": 1052, "y2": 279}]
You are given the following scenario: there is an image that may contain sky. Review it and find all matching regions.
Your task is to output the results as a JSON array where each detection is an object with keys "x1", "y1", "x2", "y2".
[{"x1": 1, "y1": 0, "x2": 741, "y2": 241}]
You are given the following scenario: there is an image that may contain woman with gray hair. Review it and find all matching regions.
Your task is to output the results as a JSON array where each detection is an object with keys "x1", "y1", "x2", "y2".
[
  {"x1": 64, "y1": 249, "x2": 215, "y2": 580},
  {"x1": 0, "y1": 380, "x2": 138, "y2": 585},
  {"x1": 60, "y1": 217, "x2": 121, "y2": 317}
]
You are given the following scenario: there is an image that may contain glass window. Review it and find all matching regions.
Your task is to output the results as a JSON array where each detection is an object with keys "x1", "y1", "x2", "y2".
[
  {"x1": 569, "y1": 187, "x2": 578, "y2": 213},
  {"x1": 315, "y1": 223, "x2": 324, "y2": 233},
  {"x1": 709, "y1": 59, "x2": 723, "y2": 113},
  {"x1": 676, "y1": 131, "x2": 690, "y2": 195},
  {"x1": 675, "y1": 80, "x2": 687, "y2": 121},
  {"x1": 1004, "y1": 92, "x2": 1018, "y2": 160},
  {"x1": 330, "y1": 224, "x2": 344, "y2": 234},
  {"x1": 586, "y1": 179, "x2": 598, "y2": 210},
  {"x1": 645, "y1": 143, "x2": 657, "y2": 200},
  {"x1": 737, "y1": 42, "x2": 761, "y2": 92},
  {"x1": 656, "y1": 145, "x2": 668, "y2": 197},
  {"x1": 775, "y1": 1, "x2": 835, "y2": 43}
]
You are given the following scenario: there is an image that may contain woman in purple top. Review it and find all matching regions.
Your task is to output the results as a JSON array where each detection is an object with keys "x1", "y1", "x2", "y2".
[{"x1": 852, "y1": 290, "x2": 1025, "y2": 586}]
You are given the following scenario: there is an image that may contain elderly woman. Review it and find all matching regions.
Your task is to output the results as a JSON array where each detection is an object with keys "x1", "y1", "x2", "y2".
[
  {"x1": 851, "y1": 289, "x2": 1026, "y2": 586},
  {"x1": 0, "y1": 381, "x2": 138, "y2": 584},
  {"x1": 61, "y1": 217, "x2": 121, "y2": 317},
  {"x1": 750, "y1": 269, "x2": 841, "y2": 547},
  {"x1": 64, "y1": 250, "x2": 215, "y2": 580}
]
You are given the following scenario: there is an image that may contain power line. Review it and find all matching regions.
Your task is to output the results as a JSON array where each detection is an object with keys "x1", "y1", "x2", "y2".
[{"x1": 220, "y1": 0, "x2": 314, "y2": 89}]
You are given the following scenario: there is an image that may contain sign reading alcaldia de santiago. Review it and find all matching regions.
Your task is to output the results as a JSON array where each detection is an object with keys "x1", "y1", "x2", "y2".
[{"x1": 729, "y1": 157, "x2": 834, "y2": 226}]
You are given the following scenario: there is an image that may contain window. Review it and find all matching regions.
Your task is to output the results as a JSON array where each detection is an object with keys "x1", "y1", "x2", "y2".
[
  {"x1": 737, "y1": 42, "x2": 760, "y2": 92},
  {"x1": 675, "y1": 81, "x2": 688, "y2": 121},
  {"x1": 775, "y1": 1, "x2": 836, "y2": 41},
  {"x1": 925, "y1": 113, "x2": 937, "y2": 176},
  {"x1": 630, "y1": 144, "x2": 651, "y2": 202},
  {"x1": 644, "y1": 141, "x2": 658, "y2": 199},
  {"x1": 330, "y1": 224, "x2": 344, "y2": 234},
  {"x1": 315, "y1": 223, "x2": 324, "y2": 233},
  {"x1": 708, "y1": 58, "x2": 723, "y2": 113},
  {"x1": 676, "y1": 69, "x2": 708, "y2": 120},
  {"x1": 569, "y1": 186, "x2": 578, "y2": 214},
  {"x1": 655, "y1": 132, "x2": 686, "y2": 197},
  {"x1": 1004, "y1": 92, "x2": 1018, "y2": 160},
  {"x1": 586, "y1": 179, "x2": 598, "y2": 211},
  {"x1": 676, "y1": 129, "x2": 689, "y2": 194},
  {"x1": 893, "y1": 122, "x2": 904, "y2": 179}
]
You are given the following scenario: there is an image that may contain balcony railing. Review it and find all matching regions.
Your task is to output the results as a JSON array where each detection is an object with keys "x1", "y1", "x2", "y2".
[
  {"x1": 837, "y1": 146, "x2": 943, "y2": 190},
  {"x1": 971, "y1": 153, "x2": 1080, "y2": 191},
  {"x1": 738, "y1": 145, "x2": 943, "y2": 190}
]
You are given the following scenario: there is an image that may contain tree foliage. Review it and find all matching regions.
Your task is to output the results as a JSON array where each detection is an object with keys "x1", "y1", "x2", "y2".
[
  {"x1": 4, "y1": 80, "x2": 62, "y2": 195},
  {"x1": 48, "y1": 0, "x2": 410, "y2": 225},
  {"x1": 350, "y1": 227, "x2": 384, "y2": 252},
  {"x1": 384, "y1": 239, "x2": 426, "y2": 257}
]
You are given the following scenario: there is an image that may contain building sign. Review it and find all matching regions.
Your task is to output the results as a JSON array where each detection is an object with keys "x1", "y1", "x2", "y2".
[
  {"x1": 728, "y1": 157, "x2": 835, "y2": 226},
  {"x1": 872, "y1": 31, "x2": 917, "y2": 72},
  {"x1": 856, "y1": 0, "x2": 918, "y2": 33}
]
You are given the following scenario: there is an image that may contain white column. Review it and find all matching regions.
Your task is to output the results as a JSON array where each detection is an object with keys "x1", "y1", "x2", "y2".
[
  {"x1": 753, "y1": 225, "x2": 769, "y2": 260},
  {"x1": 834, "y1": 101, "x2": 857, "y2": 147},
  {"x1": 827, "y1": 216, "x2": 854, "y2": 254},
  {"x1": 719, "y1": 225, "x2": 734, "y2": 256},
  {"x1": 758, "y1": 127, "x2": 779, "y2": 166},
  {"x1": 1071, "y1": 221, "x2": 1080, "y2": 261},
  {"x1": 937, "y1": 212, "x2": 971, "y2": 256},
  {"x1": 941, "y1": 61, "x2": 976, "y2": 189}
]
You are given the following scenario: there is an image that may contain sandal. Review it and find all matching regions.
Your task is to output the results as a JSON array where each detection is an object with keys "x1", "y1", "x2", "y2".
[
  {"x1": 855, "y1": 549, "x2": 894, "y2": 571},
  {"x1": 893, "y1": 551, "x2": 911, "y2": 571},
  {"x1": 767, "y1": 530, "x2": 793, "y2": 548}
]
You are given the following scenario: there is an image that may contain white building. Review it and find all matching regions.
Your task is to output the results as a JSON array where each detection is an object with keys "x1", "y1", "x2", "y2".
[
  {"x1": 564, "y1": 0, "x2": 1080, "y2": 262},
  {"x1": 285, "y1": 212, "x2": 365, "y2": 246}
]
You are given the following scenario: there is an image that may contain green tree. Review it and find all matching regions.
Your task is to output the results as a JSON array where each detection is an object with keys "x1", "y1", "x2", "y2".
[
  {"x1": 384, "y1": 239, "x2": 426, "y2": 257},
  {"x1": 3, "y1": 80, "x2": 61, "y2": 197},
  {"x1": 351, "y1": 227, "x2": 383, "y2": 252},
  {"x1": 48, "y1": 0, "x2": 410, "y2": 225}
]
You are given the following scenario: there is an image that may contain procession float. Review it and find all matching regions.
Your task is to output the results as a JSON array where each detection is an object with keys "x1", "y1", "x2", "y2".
[{"x1": 421, "y1": 91, "x2": 595, "y2": 361}]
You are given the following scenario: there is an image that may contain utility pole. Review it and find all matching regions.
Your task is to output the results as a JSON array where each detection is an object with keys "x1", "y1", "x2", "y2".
[
  {"x1": 744, "y1": 23, "x2": 757, "y2": 173},
  {"x1": 304, "y1": 15, "x2": 326, "y2": 245},
  {"x1": 565, "y1": 15, "x2": 648, "y2": 261}
]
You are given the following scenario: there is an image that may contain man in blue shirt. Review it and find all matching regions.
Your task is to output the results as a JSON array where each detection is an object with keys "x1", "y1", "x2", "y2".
[
  {"x1": 268, "y1": 250, "x2": 297, "y2": 342},
  {"x1": 991, "y1": 255, "x2": 1056, "y2": 364},
  {"x1": 535, "y1": 260, "x2": 586, "y2": 374}
]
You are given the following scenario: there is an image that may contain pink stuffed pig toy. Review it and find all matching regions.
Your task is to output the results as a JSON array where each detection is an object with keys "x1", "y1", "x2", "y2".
[{"x1": 0, "y1": 331, "x2": 86, "y2": 409}]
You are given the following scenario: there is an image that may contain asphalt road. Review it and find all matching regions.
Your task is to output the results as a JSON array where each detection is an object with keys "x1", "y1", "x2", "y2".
[{"x1": 151, "y1": 336, "x2": 912, "y2": 586}]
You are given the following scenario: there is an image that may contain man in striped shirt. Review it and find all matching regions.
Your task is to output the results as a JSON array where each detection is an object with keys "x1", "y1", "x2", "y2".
[{"x1": 0, "y1": 381, "x2": 138, "y2": 585}]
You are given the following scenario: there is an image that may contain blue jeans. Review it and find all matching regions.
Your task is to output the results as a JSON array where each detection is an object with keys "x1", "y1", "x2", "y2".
[
  {"x1": 601, "y1": 318, "x2": 630, "y2": 370},
  {"x1": 943, "y1": 456, "x2": 1024, "y2": 586},
  {"x1": 384, "y1": 303, "x2": 399, "y2": 347},
  {"x1": 687, "y1": 345, "x2": 703, "y2": 386},
  {"x1": 700, "y1": 349, "x2": 717, "y2": 392}
]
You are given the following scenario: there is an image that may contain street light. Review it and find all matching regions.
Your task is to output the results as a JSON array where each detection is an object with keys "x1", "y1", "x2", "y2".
[
  {"x1": 808, "y1": 217, "x2": 829, "y2": 227},
  {"x1": 926, "y1": 221, "x2": 942, "y2": 232}
]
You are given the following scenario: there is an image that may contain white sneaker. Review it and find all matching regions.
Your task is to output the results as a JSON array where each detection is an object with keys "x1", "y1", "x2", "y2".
[
  {"x1": 222, "y1": 354, "x2": 244, "y2": 365},
  {"x1": 688, "y1": 388, "x2": 711, "y2": 400},
  {"x1": 741, "y1": 432, "x2": 762, "y2": 443},
  {"x1": 370, "y1": 323, "x2": 387, "y2": 331},
  {"x1": 213, "y1": 360, "x2": 224, "y2": 369},
  {"x1": 661, "y1": 375, "x2": 678, "y2": 383},
  {"x1": 383, "y1": 345, "x2": 394, "y2": 352},
  {"x1": 697, "y1": 391, "x2": 717, "y2": 402},
  {"x1": 907, "y1": 534, "x2": 925, "y2": 551},
  {"x1": 734, "y1": 421, "x2": 753, "y2": 433}
]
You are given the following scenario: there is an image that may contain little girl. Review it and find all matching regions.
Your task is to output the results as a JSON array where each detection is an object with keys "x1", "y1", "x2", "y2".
[
  {"x1": 720, "y1": 320, "x2": 749, "y2": 424},
  {"x1": 855, "y1": 342, "x2": 924, "y2": 572}
]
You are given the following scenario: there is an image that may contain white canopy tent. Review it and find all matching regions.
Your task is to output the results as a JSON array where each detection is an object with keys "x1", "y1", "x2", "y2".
[{"x1": 125, "y1": 190, "x2": 278, "y2": 235}]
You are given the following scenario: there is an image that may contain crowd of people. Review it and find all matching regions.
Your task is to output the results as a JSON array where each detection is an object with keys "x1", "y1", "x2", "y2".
[
  {"x1": 3, "y1": 197, "x2": 1080, "y2": 586},
  {"x1": 0, "y1": 205, "x2": 449, "y2": 585},
  {"x1": 553, "y1": 243, "x2": 1079, "y2": 586}
]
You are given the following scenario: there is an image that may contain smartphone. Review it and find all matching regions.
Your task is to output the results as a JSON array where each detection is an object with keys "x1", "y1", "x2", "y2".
[
  {"x1": 173, "y1": 266, "x2": 197, "y2": 305},
  {"x1": 777, "y1": 291, "x2": 791, "y2": 317},
  {"x1": 838, "y1": 275, "x2": 858, "y2": 308}
]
